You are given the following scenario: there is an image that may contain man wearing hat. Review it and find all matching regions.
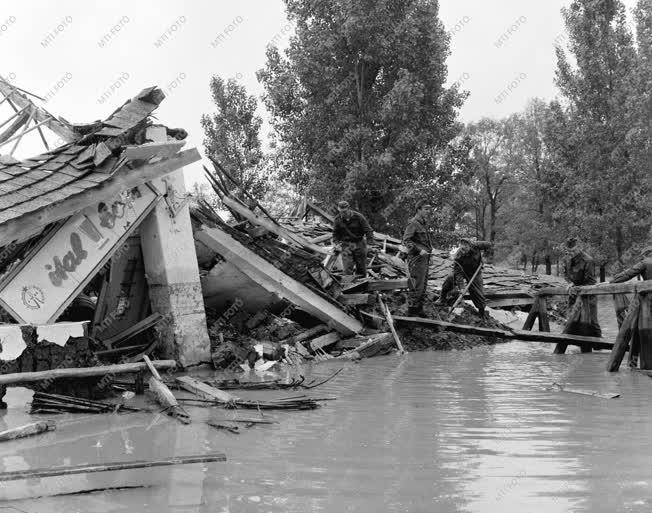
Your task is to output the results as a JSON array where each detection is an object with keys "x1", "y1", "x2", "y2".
[
  {"x1": 557, "y1": 236, "x2": 601, "y2": 353},
  {"x1": 611, "y1": 245, "x2": 652, "y2": 283},
  {"x1": 332, "y1": 200, "x2": 375, "y2": 279},
  {"x1": 438, "y1": 237, "x2": 493, "y2": 317},
  {"x1": 402, "y1": 200, "x2": 433, "y2": 316}
]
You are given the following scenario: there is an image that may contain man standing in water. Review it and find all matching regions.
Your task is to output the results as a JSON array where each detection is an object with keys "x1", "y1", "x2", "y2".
[
  {"x1": 332, "y1": 200, "x2": 375, "y2": 280},
  {"x1": 402, "y1": 201, "x2": 433, "y2": 317},
  {"x1": 438, "y1": 237, "x2": 492, "y2": 318},
  {"x1": 556, "y1": 236, "x2": 601, "y2": 353}
]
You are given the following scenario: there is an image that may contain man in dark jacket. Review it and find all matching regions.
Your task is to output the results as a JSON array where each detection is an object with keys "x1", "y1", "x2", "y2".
[
  {"x1": 611, "y1": 246, "x2": 652, "y2": 283},
  {"x1": 610, "y1": 246, "x2": 652, "y2": 367},
  {"x1": 402, "y1": 201, "x2": 433, "y2": 316},
  {"x1": 332, "y1": 201, "x2": 375, "y2": 279},
  {"x1": 558, "y1": 237, "x2": 601, "y2": 353},
  {"x1": 438, "y1": 238, "x2": 492, "y2": 317}
]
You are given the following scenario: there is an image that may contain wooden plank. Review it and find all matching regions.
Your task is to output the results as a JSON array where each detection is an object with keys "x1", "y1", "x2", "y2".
[
  {"x1": 0, "y1": 421, "x2": 55, "y2": 442},
  {"x1": 538, "y1": 281, "x2": 652, "y2": 297},
  {"x1": 0, "y1": 148, "x2": 201, "y2": 245},
  {"x1": 379, "y1": 295, "x2": 406, "y2": 354},
  {"x1": 487, "y1": 297, "x2": 534, "y2": 308},
  {"x1": 221, "y1": 195, "x2": 330, "y2": 256},
  {"x1": 309, "y1": 233, "x2": 332, "y2": 244},
  {"x1": 0, "y1": 78, "x2": 79, "y2": 142},
  {"x1": 144, "y1": 356, "x2": 189, "y2": 424},
  {"x1": 538, "y1": 297, "x2": 551, "y2": 332},
  {"x1": 101, "y1": 313, "x2": 164, "y2": 349},
  {"x1": 277, "y1": 325, "x2": 329, "y2": 345},
  {"x1": 551, "y1": 383, "x2": 620, "y2": 399},
  {"x1": 0, "y1": 454, "x2": 226, "y2": 482},
  {"x1": 0, "y1": 360, "x2": 177, "y2": 386},
  {"x1": 176, "y1": 375, "x2": 238, "y2": 403},
  {"x1": 388, "y1": 314, "x2": 613, "y2": 349},
  {"x1": 553, "y1": 295, "x2": 584, "y2": 354},
  {"x1": 335, "y1": 332, "x2": 395, "y2": 360},
  {"x1": 123, "y1": 141, "x2": 185, "y2": 161},
  {"x1": 196, "y1": 227, "x2": 363, "y2": 335},
  {"x1": 306, "y1": 201, "x2": 334, "y2": 223},
  {"x1": 309, "y1": 332, "x2": 340, "y2": 351},
  {"x1": 367, "y1": 279, "x2": 409, "y2": 291},
  {"x1": 340, "y1": 293, "x2": 374, "y2": 306},
  {"x1": 522, "y1": 298, "x2": 541, "y2": 331}
]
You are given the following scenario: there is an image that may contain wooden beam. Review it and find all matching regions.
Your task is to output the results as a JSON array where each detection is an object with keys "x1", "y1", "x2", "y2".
[
  {"x1": 102, "y1": 313, "x2": 165, "y2": 349},
  {"x1": 143, "y1": 356, "x2": 189, "y2": 424},
  {"x1": 606, "y1": 294, "x2": 640, "y2": 372},
  {"x1": 367, "y1": 279, "x2": 409, "y2": 291},
  {"x1": 373, "y1": 232, "x2": 402, "y2": 245},
  {"x1": 537, "y1": 281, "x2": 652, "y2": 297},
  {"x1": 176, "y1": 375, "x2": 237, "y2": 403},
  {"x1": 221, "y1": 194, "x2": 330, "y2": 255},
  {"x1": 306, "y1": 201, "x2": 334, "y2": 223},
  {"x1": 386, "y1": 314, "x2": 613, "y2": 349},
  {"x1": 0, "y1": 106, "x2": 30, "y2": 143},
  {"x1": 196, "y1": 227, "x2": 363, "y2": 335},
  {"x1": 0, "y1": 454, "x2": 226, "y2": 482},
  {"x1": 487, "y1": 297, "x2": 534, "y2": 308},
  {"x1": 2, "y1": 117, "x2": 52, "y2": 150},
  {"x1": 340, "y1": 293, "x2": 374, "y2": 306},
  {"x1": 309, "y1": 332, "x2": 340, "y2": 351},
  {"x1": 277, "y1": 325, "x2": 329, "y2": 345},
  {"x1": 0, "y1": 360, "x2": 177, "y2": 386},
  {"x1": 378, "y1": 295, "x2": 406, "y2": 354},
  {"x1": 309, "y1": 233, "x2": 332, "y2": 244},
  {"x1": 0, "y1": 148, "x2": 201, "y2": 245},
  {"x1": 0, "y1": 421, "x2": 55, "y2": 442},
  {"x1": 0, "y1": 75, "x2": 79, "y2": 142}
]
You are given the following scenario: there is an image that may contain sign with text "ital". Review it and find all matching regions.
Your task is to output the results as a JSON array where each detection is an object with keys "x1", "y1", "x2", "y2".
[{"x1": 0, "y1": 183, "x2": 160, "y2": 324}]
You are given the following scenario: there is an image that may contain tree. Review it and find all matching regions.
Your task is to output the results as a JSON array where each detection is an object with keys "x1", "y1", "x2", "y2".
[
  {"x1": 553, "y1": 0, "x2": 650, "y2": 274},
  {"x1": 465, "y1": 118, "x2": 519, "y2": 253},
  {"x1": 201, "y1": 76, "x2": 268, "y2": 200},
  {"x1": 257, "y1": 0, "x2": 466, "y2": 230}
]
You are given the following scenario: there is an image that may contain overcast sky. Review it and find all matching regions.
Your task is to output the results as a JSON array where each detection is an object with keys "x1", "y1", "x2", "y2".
[{"x1": 0, "y1": 0, "x2": 638, "y2": 187}]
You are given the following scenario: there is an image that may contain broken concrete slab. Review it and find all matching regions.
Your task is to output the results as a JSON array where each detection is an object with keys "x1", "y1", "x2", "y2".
[
  {"x1": 0, "y1": 321, "x2": 88, "y2": 360},
  {"x1": 196, "y1": 227, "x2": 363, "y2": 336}
]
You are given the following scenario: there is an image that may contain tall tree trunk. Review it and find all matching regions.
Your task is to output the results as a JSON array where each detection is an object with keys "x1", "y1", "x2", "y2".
[
  {"x1": 545, "y1": 254, "x2": 552, "y2": 275},
  {"x1": 615, "y1": 225, "x2": 624, "y2": 262},
  {"x1": 600, "y1": 265, "x2": 606, "y2": 282}
]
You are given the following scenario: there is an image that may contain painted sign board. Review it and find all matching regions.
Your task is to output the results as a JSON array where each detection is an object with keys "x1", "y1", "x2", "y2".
[{"x1": 0, "y1": 184, "x2": 160, "y2": 324}]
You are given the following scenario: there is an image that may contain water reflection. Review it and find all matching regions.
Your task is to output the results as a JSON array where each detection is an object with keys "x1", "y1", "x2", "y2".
[{"x1": 1, "y1": 298, "x2": 651, "y2": 512}]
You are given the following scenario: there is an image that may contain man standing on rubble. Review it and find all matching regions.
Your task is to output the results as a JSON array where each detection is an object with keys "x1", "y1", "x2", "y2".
[
  {"x1": 402, "y1": 201, "x2": 433, "y2": 317},
  {"x1": 332, "y1": 200, "x2": 375, "y2": 279},
  {"x1": 438, "y1": 237, "x2": 492, "y2": 318}
]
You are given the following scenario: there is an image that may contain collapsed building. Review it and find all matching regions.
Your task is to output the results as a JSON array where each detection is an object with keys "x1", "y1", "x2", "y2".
[{"x1": 0, "y1": 76, "x2": 579, "y2": 411}]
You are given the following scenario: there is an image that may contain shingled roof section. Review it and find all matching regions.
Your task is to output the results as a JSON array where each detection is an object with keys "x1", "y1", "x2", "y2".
[{"x1": 0, "y1": 87, "x2": 168, "y2": 227}]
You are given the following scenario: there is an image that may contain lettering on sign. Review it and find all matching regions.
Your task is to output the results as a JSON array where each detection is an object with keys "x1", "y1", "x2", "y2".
[{"x1": 45, "y1": 232, "x2": 88, "y2": 287}]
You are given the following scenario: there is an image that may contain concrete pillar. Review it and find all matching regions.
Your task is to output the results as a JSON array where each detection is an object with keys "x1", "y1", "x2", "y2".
[{"x1": 139, "y1": 132, "x2": 210, "y2": 367}]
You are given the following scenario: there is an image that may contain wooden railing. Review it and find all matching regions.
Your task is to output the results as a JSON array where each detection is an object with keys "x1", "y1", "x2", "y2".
[{"x1": 525, "y1": 280, "x2": 651, "y2": 371}]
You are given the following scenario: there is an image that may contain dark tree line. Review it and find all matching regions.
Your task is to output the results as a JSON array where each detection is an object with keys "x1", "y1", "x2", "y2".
[{"x1": 201, "y1": 0, "x2": 650, "y2": 274}]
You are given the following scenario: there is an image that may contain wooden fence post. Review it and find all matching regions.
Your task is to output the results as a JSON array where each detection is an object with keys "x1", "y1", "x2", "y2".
[
  {"x1": 638, "y1": 293, "x2": 651, "y2": 370},
  {"x1": 522, "y1": 297, "x2": 541, "y2": 331},
  {"x1": 554, "y1": 295, "x2": 583, "y2": 354},
  {"x1": 537, "y1": 297, "x2": 551, "y2": 332},
  {"x1": 606, "y1": 293, "x2": 641, "y2": 372}
]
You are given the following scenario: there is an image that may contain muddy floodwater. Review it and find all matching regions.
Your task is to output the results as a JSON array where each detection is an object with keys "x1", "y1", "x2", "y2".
[{"x1": 1, "y1": 297, "x2": 651, "y2": 512}]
